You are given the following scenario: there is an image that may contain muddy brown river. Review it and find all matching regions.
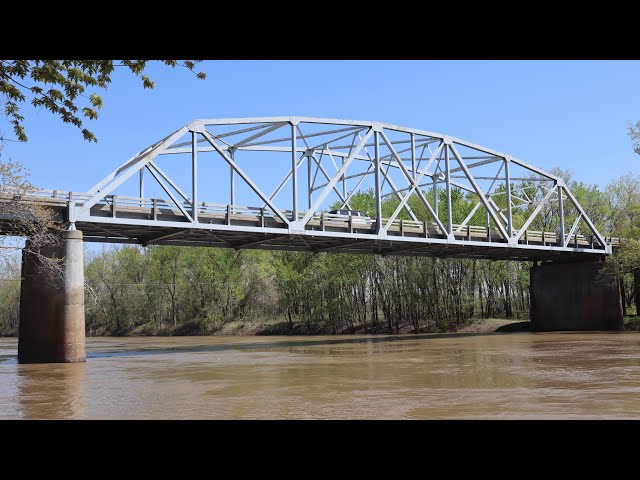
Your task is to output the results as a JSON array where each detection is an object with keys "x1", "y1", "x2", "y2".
[{"x1": 1, "y1": 332, "x2": 640, "y2": 419}]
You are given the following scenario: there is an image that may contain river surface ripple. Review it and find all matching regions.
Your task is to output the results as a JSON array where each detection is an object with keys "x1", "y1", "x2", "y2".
[{"x1": 1, "y1": 332, "x2": 640, "y2": 419}]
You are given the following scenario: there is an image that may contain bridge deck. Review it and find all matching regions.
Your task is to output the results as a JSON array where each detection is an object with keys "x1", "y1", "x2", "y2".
[{"x1": 0, "y1": 191, "x2": 619, "y2": 261}]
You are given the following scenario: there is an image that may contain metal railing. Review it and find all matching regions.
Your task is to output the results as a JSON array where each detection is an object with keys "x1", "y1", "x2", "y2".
[{"x1": 0, "y1": 189, "x2": 621, "y2": 248}]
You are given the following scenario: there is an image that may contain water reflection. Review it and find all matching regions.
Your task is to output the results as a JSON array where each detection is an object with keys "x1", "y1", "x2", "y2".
[
  {"x1": 16, "y1": 363, "x2": 86, "y2": 419},
  {"x1": 86, "y1": 332, "x2": 492, "y2": 359}
]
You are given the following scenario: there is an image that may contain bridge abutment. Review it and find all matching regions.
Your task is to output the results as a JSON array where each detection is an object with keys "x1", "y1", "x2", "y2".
[
  {"x1": 18, "y1": 229, "x2": 86, "y2": 363},
  {"x1": 530, "y1": 261, "x2": 623, "y2": 331}
]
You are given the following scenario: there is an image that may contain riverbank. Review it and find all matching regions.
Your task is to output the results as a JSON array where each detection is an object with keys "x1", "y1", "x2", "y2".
[
  {"x1": 100, "y1": 314, "x2": 640, "y2": 336},
  {"x1": 2, "y1": 317, "x2": 526, "y2": 337},
  {"x1": 102, "y1": 316, "x2": 531, "y2": 337},
  {"x1": 7, "y1": 315, "x2": 640, "y2": 338},
  {"x1": 623, "y1": 315, "x2": 640, "y2": 330},
  {"x1": 457, "y1": 318, "x2": 532, "y2": 333}
]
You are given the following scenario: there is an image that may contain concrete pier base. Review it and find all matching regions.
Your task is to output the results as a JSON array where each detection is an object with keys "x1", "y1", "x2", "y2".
[
  {"x1": 18, "y1": 230, "x2": 86, "y2": 363},
  {"x1": 530, "y1": 261, "x2": 623, "y2": 331}
]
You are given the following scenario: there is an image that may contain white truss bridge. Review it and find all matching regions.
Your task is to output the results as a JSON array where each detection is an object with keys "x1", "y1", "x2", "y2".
[{"x1": 1, "y1": 117, "x2": 618, "y2": 261}]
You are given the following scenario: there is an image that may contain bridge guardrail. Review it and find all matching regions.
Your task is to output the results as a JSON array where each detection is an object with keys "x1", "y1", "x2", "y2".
[{"x1": 0, "y1": 189, "x2": 622, "y2": 247}]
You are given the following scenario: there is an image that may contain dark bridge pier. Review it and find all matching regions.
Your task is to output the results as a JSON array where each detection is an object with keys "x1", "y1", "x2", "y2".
[
  {"x1": 530, "y1": 260, "x2": 623, "y2": 331},
  {"x1": 18, "y1": 229, "x2": 86, "y2": 363}
]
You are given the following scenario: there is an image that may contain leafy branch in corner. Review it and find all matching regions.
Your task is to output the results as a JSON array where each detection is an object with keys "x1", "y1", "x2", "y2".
[{"x1": 0, "y1": 60, "x2": 206, "y2": 143}]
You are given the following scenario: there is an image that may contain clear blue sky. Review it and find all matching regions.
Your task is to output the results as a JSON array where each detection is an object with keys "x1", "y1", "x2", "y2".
[{"x1": 4, "y1": 60, "x2": 640, "y2": 195}]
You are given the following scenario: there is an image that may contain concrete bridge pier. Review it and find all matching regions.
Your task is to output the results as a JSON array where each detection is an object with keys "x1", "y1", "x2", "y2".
[
  {"x1": 18, "y1": 229, "x2": 86, "y2": 363},
  {"x1": 530, "y1": 260, "x2": 623, "y2": 331}
]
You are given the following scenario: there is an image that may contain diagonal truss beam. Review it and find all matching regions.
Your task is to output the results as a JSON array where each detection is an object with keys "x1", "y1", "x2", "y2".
[
  {"x1": 455, "y1": 162, "x2": 505, "y2": 232},
  {"x1": 87, "y1": 130, "x2": 179, "y2": 194},
  {"x1": 146, "y1": 165, "x2": 194, "y2": 222},
  {"x1": 168, "y1": 123, "x2": 275, "y2": 150},
  {"x1": 233, "y1": 122, "x2": 287, "y2": 147},
  {"x1": 317, "y1": 239, "x2": 374, "y2": 252},
  {"x1": 513, "y1": 184, "x2": 558, "y2": 242},
  {"x1": 78, "y1": 126, "x2": 190, "y2": 218},
  {"x1": 142, "y1": 229, "x2": 189, "y2": 245},
  {"x1": 340, "y1": 163, "x2": 373, "y2": 209},
  {"x1": 562, "y1": 185, "x2": 607, "y2": 247},
  {"x1": 309, "y1": 127, "x2": 368, "y2": 152},
  {"x1": 565, "y1": 213, "x2": 582, "y2": 246},
  {"x1": 449, "y1": 143, "x2": 509, "y2": 241},
  {"x1": 310, "y1": 155, "x2": 353, "y2": 209},
  {"x1": 358, "y1": 132, "x2": 419, "y2": 222},
  {"x1": 246, "y1": 125, "x2": 364, "y2": 148},
  {"x1": 489, "y1": 198, "x2": 509, "y2": 225},
  {"x1": 234, "y1": 234, "x2": 287, "y2": 249},
  {"x1": 375, "y1": 155, "x2": 420, "y2": 223},
  {"x1": 380, "y1": 132, "x2": 448, "y2": 235},
  {"x1": 455, "y1": 201, "x2": 483, "y2": 232},
  {"x1": 200, "y1": 129, "x2": 291, "y2": 226},
  {"x1": 147, "y1": 161, "x2": 191, "y2": 203},
  {"x1": 263, "y1": 153, "x2": 306, "y2": 206},
  {"x1": 300, "y1": 129, "x2": 373, "y2": 225},
  {"x1": 383, "y1": 141, "x2": 444, "y2": 231}
]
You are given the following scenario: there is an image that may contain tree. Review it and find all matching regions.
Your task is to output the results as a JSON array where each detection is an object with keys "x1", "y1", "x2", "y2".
[
  {"x1": 605, "y1": 173, "x2": 640, "y2": 238},
  {"x1": 0, "y1": 60, "x2": 207, "y2": 280},
  {"x1": 1, "y1": 60, "x2": 206, "y2": 143},
  {"x1": 0, "y1": 150, "x2": 61, "y2": 278},
  {"x1": 629, "y1": 121, "x2": 640, "y2": 156},
  {"x1": 615, "y1": 124, "x2": 640, "y2": 312},
  {"x1": 599, "y1": 173, "x2": 640, "y2": 314}
]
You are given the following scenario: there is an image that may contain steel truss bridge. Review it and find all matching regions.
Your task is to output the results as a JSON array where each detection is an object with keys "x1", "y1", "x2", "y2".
[{"x1": 2, "y1": 117, "x2": 618, "y2": 261}]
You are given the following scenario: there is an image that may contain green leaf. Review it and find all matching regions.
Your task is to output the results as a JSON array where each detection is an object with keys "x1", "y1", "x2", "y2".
[
  {"x1": 90, "y1": 93, "x2": 103, "y2": 109},
  {"x1": 48, "y1": 88, "x2": 64, "y2": 101},
  {"x1": 141, "y1": 75, "x2": 155, "y2": 89},
  {"x1": 82, "y1": 129, "x2": 97, "y2": 143},
  {"x1": 82, "y1": 107, "x2": 99, "y2": 120},
  {"x1": 11, "y1": 121, "x2": 27, "y2": 142}
]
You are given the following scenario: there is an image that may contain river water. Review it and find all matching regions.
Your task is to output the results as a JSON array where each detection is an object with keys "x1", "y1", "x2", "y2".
[{"x1": 1, "y1": 332, "x2": 640, "y2": 419}]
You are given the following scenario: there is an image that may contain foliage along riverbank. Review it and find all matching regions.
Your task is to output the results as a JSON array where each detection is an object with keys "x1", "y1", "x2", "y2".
[{"x1": 0, "y1": 246, "x2": 531, "y2": 337}]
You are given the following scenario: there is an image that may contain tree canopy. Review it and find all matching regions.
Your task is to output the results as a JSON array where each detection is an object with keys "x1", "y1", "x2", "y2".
[
  {"x1": 0, "y1": 60, "x2": 207, "y2": 278},
  {"x1": 630, "y1": 121, "x2": 640, "y2": 156},
  {"x1": 0, "y1": 60, "x2": 205, "y2": 143}
]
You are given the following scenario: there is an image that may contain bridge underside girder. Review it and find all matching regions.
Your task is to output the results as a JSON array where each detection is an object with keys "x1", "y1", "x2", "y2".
[{"x1": 74, "y1": 220, "x2": 603, "y2": 262}]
